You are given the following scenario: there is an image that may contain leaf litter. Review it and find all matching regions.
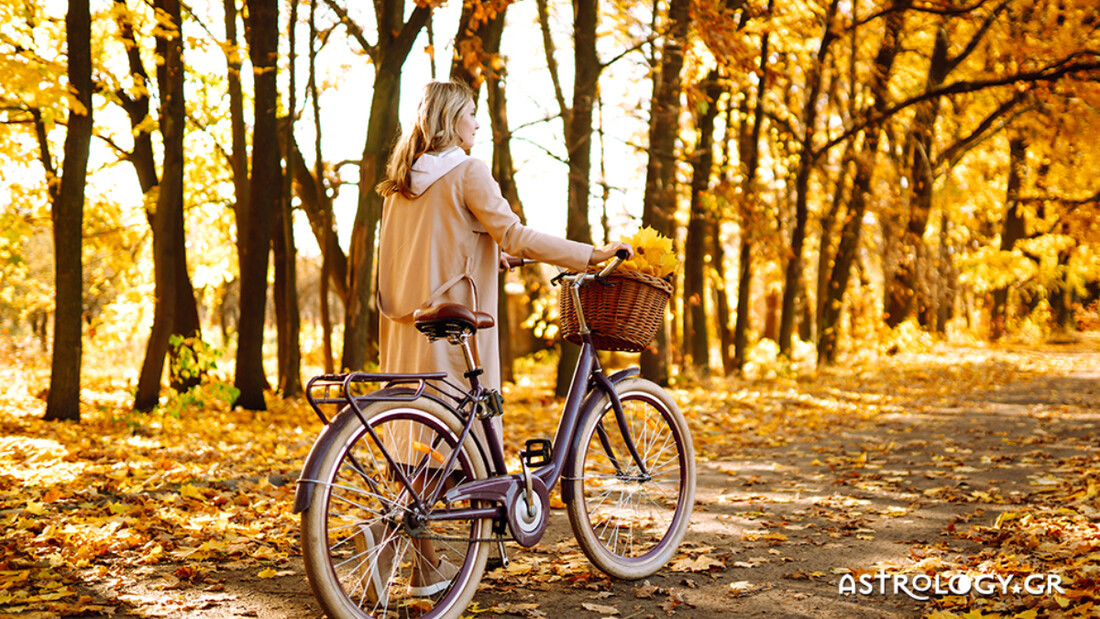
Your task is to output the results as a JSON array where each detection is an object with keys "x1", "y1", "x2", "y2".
[{"x1": 0, "y1": 339, "x2": 1098, "y2": 616}]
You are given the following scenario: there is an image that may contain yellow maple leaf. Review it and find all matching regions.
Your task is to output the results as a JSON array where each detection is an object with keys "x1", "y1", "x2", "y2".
[
  {"x1": 257, "y1": 568, "x2": 277, "y2": 579},
  {"x1": 179, "y1": 484, "x2": 204, "y2": 499},
  {"x1": 620, "y1": 226, "x2": 677, "y2": 278}
]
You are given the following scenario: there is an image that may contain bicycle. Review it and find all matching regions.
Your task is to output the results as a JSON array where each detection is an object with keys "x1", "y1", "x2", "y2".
[{"x1": 294, "y1": 251, "x2": 696, "y2": 619}]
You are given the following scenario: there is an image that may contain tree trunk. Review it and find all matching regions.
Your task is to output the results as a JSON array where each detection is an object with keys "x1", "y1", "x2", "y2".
[
  {"x1": 732, "y1": 2, "x2": 772, "y2": 373},
  {"x1": 134, "y1": 0, "x2": 198, "y2": 411},
  {"x1": 111, "y1": 0, "x2": 157, "y2": 193},
  {"x1": 886, "y1": 27, "x2": 948, "y2": 328},
  {"x1": 555, "y1": 0, "x2": 600, "y2": 397},
  {"x1": 778, "y1": 0, "x2": 839, "y2": 359},
  {"x1": 225, "y1": 0, "x2": 250, "y2": 236},
  {"x1": 44, "y1": 0, "x2": 93, "y2": 422},
  {"x1": 1050, "y1": 249, "x2": 1073, "y2": 331},
  {"x1": 683, "y1": 74, "x2": 722, "y2": 374},
  {"x1": 235, "y1": 0, "x2": 280, "y2": 410},
  {"x1": 711, "y1": 217, "x2": 733, "y2": 375},
  {"x1": 273, "y1": 188, "x2": 302, "y2": 396},
  {"x1": 640, "y1": 0, "x2": 691, "y2": 386},
  {"x1": 933, "y1": 213, "x2": 955, "y2": 334},
  {"x1": 818, "y1": 5, "x2": 906, "y2": 364},
  {"x1": 308, "y1": 0, "x2": 334, "y2": 373},
  {"x1": 990, "y1": 135, "x2": 1028, "y2": 340},
  {"x1": 815, "y1": 146, "x2": 854, "y2": 334},
  {"x1": 484, "y1": 7, "x2": 523, "y2": 384},
  {"x1": 342, "y1": 1, "x2": 431, "y2": 372},
  {"x1": 280, "y1": 131, "x2": 348, "y2": 301},
  {"x1": 274, "y1": 0, "x2": 302, "y2": 399}
]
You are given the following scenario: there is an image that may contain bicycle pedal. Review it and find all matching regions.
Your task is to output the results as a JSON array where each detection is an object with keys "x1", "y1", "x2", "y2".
[{"x1": 521, "y1": 439, "x2": 552, "y2": 468}]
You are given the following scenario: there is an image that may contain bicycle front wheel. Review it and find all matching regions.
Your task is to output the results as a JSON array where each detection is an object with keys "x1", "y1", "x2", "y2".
[
  {"x1": 301, "y1": 398, "x2": 491, "y2": 619},
  {"x1": 566, "y1": 377, "x2": 695, "y2": 579}
]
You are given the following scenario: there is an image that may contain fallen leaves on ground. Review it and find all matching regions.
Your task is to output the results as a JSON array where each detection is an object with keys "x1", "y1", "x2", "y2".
[
  {"x1": 0, "y1": 338, "x2": 1097, "y2": 617},
  {"x1": 0, "y1": 367, "x2": 317, "y2": 616}
]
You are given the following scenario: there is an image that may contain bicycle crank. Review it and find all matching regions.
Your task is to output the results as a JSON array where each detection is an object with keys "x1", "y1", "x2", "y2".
[{"x1": 444, "y1": 472, "x2": 549, "y2": 548}]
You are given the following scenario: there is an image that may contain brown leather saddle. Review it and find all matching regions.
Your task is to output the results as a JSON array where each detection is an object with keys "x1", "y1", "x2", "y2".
[{"x1": 413, "y1": 303, "x2": 495, "y2": 340}]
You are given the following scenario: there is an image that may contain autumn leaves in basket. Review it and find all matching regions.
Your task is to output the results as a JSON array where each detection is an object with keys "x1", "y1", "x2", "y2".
[{"x1": 618, "y1": 226, "x2": 678, "y2": 280}]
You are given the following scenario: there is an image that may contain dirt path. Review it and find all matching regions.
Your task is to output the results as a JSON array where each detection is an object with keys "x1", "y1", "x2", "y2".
[{"x1": 7, "y1": 341, "x2": 1098, "y2": 618}]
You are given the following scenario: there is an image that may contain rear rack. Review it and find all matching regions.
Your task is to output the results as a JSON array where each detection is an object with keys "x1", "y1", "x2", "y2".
[{"x1": 304, "y1": 372, "x2": 447, "y2": 425}]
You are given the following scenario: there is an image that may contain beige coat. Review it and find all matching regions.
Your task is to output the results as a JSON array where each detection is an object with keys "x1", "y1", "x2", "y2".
[{"x1": 377, "y1": 151, "x2": 593, "y2": 400}]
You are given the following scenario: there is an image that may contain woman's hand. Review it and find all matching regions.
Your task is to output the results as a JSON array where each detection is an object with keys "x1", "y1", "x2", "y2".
[
  {"x1": 500, "y1": 253, "x2": 527, "y2": 271},
  {"x1": 589, "y1": 242, "x2": 634, "y2": 265}
]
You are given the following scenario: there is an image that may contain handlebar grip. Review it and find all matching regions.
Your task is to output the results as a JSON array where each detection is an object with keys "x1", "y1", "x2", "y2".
[
  {"x1": 615, "y1": 248, "x2": 630, "y2": 260},
  {"x1": 504, "y1": 255, "x2": 528, "y2": 269}
]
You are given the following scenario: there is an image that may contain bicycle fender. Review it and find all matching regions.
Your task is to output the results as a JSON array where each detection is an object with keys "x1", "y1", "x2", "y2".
[
  {"x1": 559, "y1": 368, "x2": 639, "y2": 505},
  {"x1": 292, "y1": 409, "x2": 352, "y2": 514}
]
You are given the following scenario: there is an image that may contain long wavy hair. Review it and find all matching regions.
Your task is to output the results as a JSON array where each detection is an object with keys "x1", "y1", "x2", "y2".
[{"x1": 376, "y1": 81, "x2": 474, "y2": 199}]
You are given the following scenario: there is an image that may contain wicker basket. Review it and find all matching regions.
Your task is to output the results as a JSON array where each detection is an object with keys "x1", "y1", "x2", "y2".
[{"x1": 559, "y1": 268, "x2": 673, "y2": 352}]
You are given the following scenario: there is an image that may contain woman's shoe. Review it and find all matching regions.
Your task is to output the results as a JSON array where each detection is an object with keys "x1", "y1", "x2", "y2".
[
  {"x1": 352, "y1": 523, "x2": 395, "y2": 606},
  {"x1": 408, "y1": 557, "x2": 460, "y2": 597}
]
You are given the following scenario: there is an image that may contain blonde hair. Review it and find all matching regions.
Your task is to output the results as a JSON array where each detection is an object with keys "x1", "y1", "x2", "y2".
[{"x1": 377, "y1": 81, "x2": 475, "y2": 198}]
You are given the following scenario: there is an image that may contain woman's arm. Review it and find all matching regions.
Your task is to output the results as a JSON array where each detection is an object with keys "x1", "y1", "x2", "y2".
[{"x1": 464, "y1": 160, "x2": 593, "y2": 271}]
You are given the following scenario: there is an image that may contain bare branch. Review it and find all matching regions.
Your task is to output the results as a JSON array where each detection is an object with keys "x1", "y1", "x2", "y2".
[
  {"x1": 848, "y1": 0, "x2": 991, "y2": 31},
  {"x1": 598, "y1": 34, "x2": 658, "y2": 73},
  {"x1": 390, "y1": 4, "x2": 432, "y2": 67},
  {"x1": 322, "y1": 0, "x2": 375, "y2": 61},
  {"x1": 536, "y1": 0, "x2": 569, "y2": 124},
  {"x1": 511, "y1": 135, "x2": 567, "y2": 166},
  {"x1": 936, "y1": 89, "x2": 1028, "y2": 168},
  {"x1": 185, "y1": 109, "x2": 232, "y2": 165},
  {"x1": 946, "y1": 0, "x2": 1011, "y2": 73},
  {"x1": 509, "y1": 111, "x2": 564, "y2": 134},
  {"x1": 812, "y1": 55, "x2": 1100, "y2": 161}
]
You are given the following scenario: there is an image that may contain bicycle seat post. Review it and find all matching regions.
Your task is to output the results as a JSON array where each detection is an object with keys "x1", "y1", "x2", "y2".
[{"x1": 448, "y1": 330, "x2": 483, "y2": 386}]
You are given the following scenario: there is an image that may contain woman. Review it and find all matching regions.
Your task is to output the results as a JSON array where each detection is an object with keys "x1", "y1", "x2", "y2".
[
  {"x1": 368, "y1": 80, "x2": 630, "y2": 601},
  {"x1": 377, "y1": 80, "x2": 629, "y2": 394}
]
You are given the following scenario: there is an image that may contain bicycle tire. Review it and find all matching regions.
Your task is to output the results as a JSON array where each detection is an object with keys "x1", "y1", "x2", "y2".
[
  {"x1": 565, "y1": 377, "x2": 695, "y2": 579},
  {"x1": 301, "y1": 398, "x2": 491, "y2": 619}
]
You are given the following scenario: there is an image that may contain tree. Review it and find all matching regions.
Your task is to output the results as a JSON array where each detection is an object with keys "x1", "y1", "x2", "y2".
[
  {"x1": 235, "y1": 0, "x2": 280, "y2": 410},
  {"x1": 536, "y1": 0, "x2": 602, "y2": 396},
  {"x1": 732, "y1": 0, "x2": 773, "y2": 373},
  {"x1": 989, "y1": 134, "x2": 1029, "y2": 339},
  {"x1": 776, "y1": 0, "x2": 840, "y2": 360},
  {"x1": 640, "y1": 0, "x2": 690, "y2": 385},
  {"x1": 131, "y1": 0, "x2": 203, "y2": 411},
  {"x1": 884, "y1": 1, "x2": 1011, "y2": 329},
  {"x1": 43, "y1": 0, "x2": 93, "y2": 422},
  {"x1": 308, "y1": 0, "x2": 336, "y2": 373},
  {"x1": 818, "y1": 2, "x2": 907, "y2": 364},
  {"x1": 274, "y1": 0, "x2": 302, "y2": 398},
  {"x1": 682, "y1": 73, "x2": 723, "y2": 374}
]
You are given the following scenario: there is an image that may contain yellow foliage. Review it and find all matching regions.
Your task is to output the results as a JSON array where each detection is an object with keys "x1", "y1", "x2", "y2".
[{"x1": 619, "y1": 226, "x2": 678, "y2": 279}]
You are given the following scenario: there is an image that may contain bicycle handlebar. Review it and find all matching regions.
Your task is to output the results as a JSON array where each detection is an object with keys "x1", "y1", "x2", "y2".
[
  {"x1": 503, "y1": 255, "x2": 530, "y2": 270},
  {"x1": 508, "y1": 248, "x2": 630, "y2": 288},
  {"x1": 595, "y1": 248, "x2": 630, "y2": 280}
]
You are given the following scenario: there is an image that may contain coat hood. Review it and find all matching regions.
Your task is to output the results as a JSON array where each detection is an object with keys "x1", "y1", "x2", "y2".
[{"x1": 410, "y1": 146, "x2": 468, "y2": 196}]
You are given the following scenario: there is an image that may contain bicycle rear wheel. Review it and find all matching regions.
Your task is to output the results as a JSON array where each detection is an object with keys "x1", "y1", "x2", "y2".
[
  {"x1": 301, "y1": 398, "x2": 490, "y2": 619},
  {"x1": 566, "y1": 377, "x2": 695, "y2": 579}
]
